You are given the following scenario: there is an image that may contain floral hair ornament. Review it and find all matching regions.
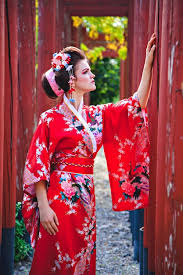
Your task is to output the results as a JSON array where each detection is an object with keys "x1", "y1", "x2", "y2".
[
  {"x1": 51, "y1": 52, "x2": 71, "y2": 72},
  {"x1": 45, "y1": 69, "x2": 65, "y2": 97}
]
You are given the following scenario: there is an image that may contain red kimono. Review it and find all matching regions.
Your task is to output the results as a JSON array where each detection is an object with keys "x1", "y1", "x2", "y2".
[{"x1": 22, "y1": 93, "x2": 149, "y2": 274}]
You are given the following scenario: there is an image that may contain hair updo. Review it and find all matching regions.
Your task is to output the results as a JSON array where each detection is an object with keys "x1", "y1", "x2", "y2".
[{"x1": 42, "y1": 46, "x2": 86, "y2": 98}]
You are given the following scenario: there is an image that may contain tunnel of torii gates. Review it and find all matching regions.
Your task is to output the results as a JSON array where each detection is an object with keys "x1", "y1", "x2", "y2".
[{"x1": 0, "y1": 0, "x2": 183, "y2": 274}]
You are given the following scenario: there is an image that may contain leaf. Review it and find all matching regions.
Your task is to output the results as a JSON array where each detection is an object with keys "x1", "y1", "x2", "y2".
[
  {"x1": 80, "y1": 43, "x2": 88, "y2": 51},
  {"x1": 118, "y1": 46, "x2": 127, "y2": 60}
]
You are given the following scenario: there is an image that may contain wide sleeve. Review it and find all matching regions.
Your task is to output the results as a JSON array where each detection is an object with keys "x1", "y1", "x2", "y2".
[
  {"x1": 102, "y1": 92, "x2": 150, "y2": 211},
  {"x1": 22, "y1": 115, "x2": 51, "y2": 248}
]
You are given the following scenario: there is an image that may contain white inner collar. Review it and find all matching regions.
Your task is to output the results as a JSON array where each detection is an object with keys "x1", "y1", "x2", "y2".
[
  {"x1": 63, "y1": 94, "x2": 97, "y2": 153},
  {"x1": 64, "y1": 94, "x2": 83, "y2": 114}
]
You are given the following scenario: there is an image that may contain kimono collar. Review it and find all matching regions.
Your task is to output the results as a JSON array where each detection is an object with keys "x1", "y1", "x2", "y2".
[
  {"x1": 63, "y1": 94, "x2": 97, "y2": 153},
  {"x1": 63, "y1": 94, "x2": 83, "y2": 114}
]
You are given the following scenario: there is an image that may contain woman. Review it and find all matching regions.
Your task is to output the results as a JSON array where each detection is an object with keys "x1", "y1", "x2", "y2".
[{"x1": 22, "y1": 33, "x2": 156, "y2": 274}]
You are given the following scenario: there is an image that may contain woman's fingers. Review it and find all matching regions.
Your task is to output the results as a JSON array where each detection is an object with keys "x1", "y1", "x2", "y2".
[
  {"x1": 50, "y1": 220, "x2": 59, "y2": 234},
  {"x1": 54, "y1": 213, "x2": 59, "y2": 226},
  {"x1": 43, "y1": 221, "x2": 58, "y2": 235},
  {"x1": 46, "y1": 223, "x2": 56, "y2": 235},
  {"x1": 146, "y1": 33, "x2": 156, "y2": 51},
  {"x1": 147, "y1": 38, "x2": 156, "y2": 52},
  {"x1": 40, "y1": 207, "x2": 59, "y2": 235}
]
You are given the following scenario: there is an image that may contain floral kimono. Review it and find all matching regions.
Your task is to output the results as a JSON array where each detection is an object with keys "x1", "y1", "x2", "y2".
[{"x1": 22, "y1": 93, "x2": 149, "y2": 275}]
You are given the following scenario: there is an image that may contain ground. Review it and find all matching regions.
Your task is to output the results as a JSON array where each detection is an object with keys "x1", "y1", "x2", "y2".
[{"x1": 14, "y1": 147, "x2": 139, "y2": 275}]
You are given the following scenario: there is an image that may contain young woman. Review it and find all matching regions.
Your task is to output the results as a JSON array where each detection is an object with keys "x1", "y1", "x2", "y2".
[{"x1": 22, "y1": 34, "x2": 156, "y2": 274}]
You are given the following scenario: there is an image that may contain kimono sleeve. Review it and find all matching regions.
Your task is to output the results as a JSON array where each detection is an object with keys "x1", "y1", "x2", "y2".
[
  {"x1": 22, "y1": 115, "x2": 51, "y2": 248},
  {"x1": 102, "y1": 92, "x2": 150, "y2": 211}
]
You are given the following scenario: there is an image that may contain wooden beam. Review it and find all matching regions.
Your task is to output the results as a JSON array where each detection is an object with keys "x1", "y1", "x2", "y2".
[{"x1": 66, "y1": 6, "x2": 128, "y2": 16}]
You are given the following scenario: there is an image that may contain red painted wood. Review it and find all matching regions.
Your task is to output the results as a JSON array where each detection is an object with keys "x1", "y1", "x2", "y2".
[
  {"x1": 64, "y1": 0, "x2": 128, "y2": 4},
  {"x1": 154, "y1": 0, "x2": 183, "y2": 273},
  {"x1": 127, "y1": 0, "x2": 134, "y2": 97},
  {"x1": 169, "y1": 7, "x2": 183, "y2": 273},
  {"x1": 63, "y1": 7, "x2": 72, "y2": 46},
  {"x1": 155, "y1": 0, "x2": 172, "y2": 273},
  {"x1": 120, "y1": 59, "x2": 128, "y2": 99},
  {"x1": 56, "y1": 0, "x2": 65, "y2": 50},
  {"x1": 64, "y1": 0, "x2": 128, "y2": 16},
  {"x1": 3, "y1": 0, "x2": 18, "y2": 228},
  {"x1": 66, "y1": 6, "x2": 128, "y2": 17},
  {"x1": 0, "y1": 0, "x2": 5, "y2": 243},
  {"x1": 16, "y1": 0, "x2": 36, "y2": 201},
  {"x1": 144, "y1": 0, "x2": 159, "y2": 272},
  {"x1": 37, "y1": 0, "x2": 58, "y2": 117},
  {"x1": 155, "y1": 1, "x2": 183, "y2": 273}
]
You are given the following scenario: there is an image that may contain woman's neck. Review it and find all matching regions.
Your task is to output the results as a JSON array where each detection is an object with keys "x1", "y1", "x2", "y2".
[{"x1": 65, "y1": 91, "x2": 84, "y2": 111}]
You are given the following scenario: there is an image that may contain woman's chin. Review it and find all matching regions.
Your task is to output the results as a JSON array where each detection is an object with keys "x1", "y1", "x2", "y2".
[{"x1": 90, "y1": 85, "x2": 96, "y2": 92}]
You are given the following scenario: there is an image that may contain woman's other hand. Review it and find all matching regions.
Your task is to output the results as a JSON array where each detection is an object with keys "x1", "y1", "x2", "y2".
[
  {"x1": 145, "y1": 33, "x2": 156, "y2": 69},
  {"x1": 39, "y1": 204, "x2": 59, "y2": 235},
  {"x1": 136, "y1": 33, "x2": 156, "y2": 109}
]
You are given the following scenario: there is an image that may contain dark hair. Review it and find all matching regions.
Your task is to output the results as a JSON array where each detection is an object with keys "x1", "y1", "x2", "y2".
[{"x1": 42, "y1": 46, "x2": 86, "y2": 98}]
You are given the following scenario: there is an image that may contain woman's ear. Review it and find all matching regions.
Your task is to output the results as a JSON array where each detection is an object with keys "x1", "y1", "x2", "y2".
[{"x1": 68, "y1": 75, "x2": 76, "y2": 89}]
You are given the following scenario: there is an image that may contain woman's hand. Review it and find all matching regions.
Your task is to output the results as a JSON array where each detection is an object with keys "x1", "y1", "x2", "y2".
[
  {"x1": 144, "y1": 33, "x2": 156, "y2": 70},
  {"x1": 39, "y1": 204, "x2": 59, "y2": 235},
  {"x1": 136, "y1": 33, "x2": 156, "y2": 109}
]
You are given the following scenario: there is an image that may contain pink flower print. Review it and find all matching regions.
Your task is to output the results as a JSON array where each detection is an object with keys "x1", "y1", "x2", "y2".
[
  {"x1": 121, "y1": 181, "x2": 135, "y2": 196},
  {"x1": 61, "y1": 181, "x2": 76, "y2": 199}
]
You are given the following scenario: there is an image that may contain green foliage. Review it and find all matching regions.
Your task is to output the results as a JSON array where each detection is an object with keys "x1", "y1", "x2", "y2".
[
  {"x1": 14, "y1": 202, "x2": 32, "y2": 262},
  {"x1": 90, "y1": 58, "x2": 120, "y2": 105},
  {"x1": 72, "y1": 16, "x2": 128, "y2": 63}
]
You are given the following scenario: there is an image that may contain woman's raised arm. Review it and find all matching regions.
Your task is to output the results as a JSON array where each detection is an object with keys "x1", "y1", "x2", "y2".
[{"x1": 137, "y1": 33, "x2": 156, "y2": 109}]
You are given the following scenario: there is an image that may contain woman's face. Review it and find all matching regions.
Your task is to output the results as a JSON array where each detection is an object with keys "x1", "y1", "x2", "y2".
[{"x1": 74, "y1": 59, "x2": 96, "y2": 93}]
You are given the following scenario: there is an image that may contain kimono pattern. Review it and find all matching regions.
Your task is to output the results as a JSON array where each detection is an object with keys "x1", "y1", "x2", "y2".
[{"x1": 22, "y1": 93, "x2": 149, "y2": 275}]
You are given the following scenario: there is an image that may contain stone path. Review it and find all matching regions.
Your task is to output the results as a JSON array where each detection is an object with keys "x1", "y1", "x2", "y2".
[
  {"x1": 14, "y1": 147, "x2": 139, "y2": 274},
  {"x1": 94, "y1": 147, "x2": 139, "y2": 275}
]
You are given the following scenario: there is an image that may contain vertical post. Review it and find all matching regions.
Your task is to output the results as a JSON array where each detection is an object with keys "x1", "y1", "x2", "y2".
[
  {"x1": 139, "y1": 227, "x2": 144, "y2": 275},
  {"x1": 156, "y1": 0, "x2": 183, "y2": 273},
  {"x1": 16, "y1": 0, "x2": 36, "y2": 201},
  {"x1": 56, "y1": 0, "x2": 65, "y2": 50},
  {"x1": 120, "y1": 59, "x2": 128, "y2": 99},
  {"x1": 155, "y1": 0, "x2": 171, "y2": 273},
  {"x1": 0, "y1": 0, "x2": 5, "y2": 251},
  {"x1": 1, "y1": 0, "x2": 18, "y2": 273},
  {"x1": 37, "y1": 0, "x2": 57, "y2": 117},
  {"x1": 143, "y1": 0, "x2": 160, "y2": 274},
  {"x1": 127, "y1": 0, "x2": 134, "y2": 97},
  {"x1": 133, "y1": 209, "x2": 144, "y2": 261}
]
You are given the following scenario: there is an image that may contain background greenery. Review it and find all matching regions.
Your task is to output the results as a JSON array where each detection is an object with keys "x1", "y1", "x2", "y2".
[
  {"x1": 15, "y1": 202, "x2": 32, "y2": 262},
  {"x1": 90, "y1": 58, "x2": 120, "y2": 105},
  {"x1": 72, "y1": 16, "x2": 128, "y2": 62}
]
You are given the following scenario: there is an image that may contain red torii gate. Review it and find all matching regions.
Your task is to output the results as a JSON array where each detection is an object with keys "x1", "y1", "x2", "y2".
[{"x1": 0, "y1": 0, "x2": 183, "y2": 274}]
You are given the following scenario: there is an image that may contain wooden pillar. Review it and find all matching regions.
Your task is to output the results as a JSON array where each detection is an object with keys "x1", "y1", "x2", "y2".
[
  {"x1": 37, "y1": 0, "x2": 57, "y2": 117},
  {"x1": 1, "y1": 0, "x2": 18, "y2": 272},
  {"x1": 56, "y1": 0, "x2": 65, "y2": 50},
  {"x1": 120, "y1": 59, "x2": 128, "y2": 99},
  {"x1": 64, "y1": 7, "x2": 72, "y2": 47},
  {"x1": 127, "y1": 0, "x2": 134, "y2": 96},
  {"x1": 143, "y1": 0, "x2": 160, "y2": 273},
  {"x1": 0, "y1": 0, "x2": 5, "y2": 247},
  {"x1": 16, "y1": 0, "x2": 36, "y2": 201},
  {"x1": 155, "y1": 0, "x2": 183, "y2": 273}
]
